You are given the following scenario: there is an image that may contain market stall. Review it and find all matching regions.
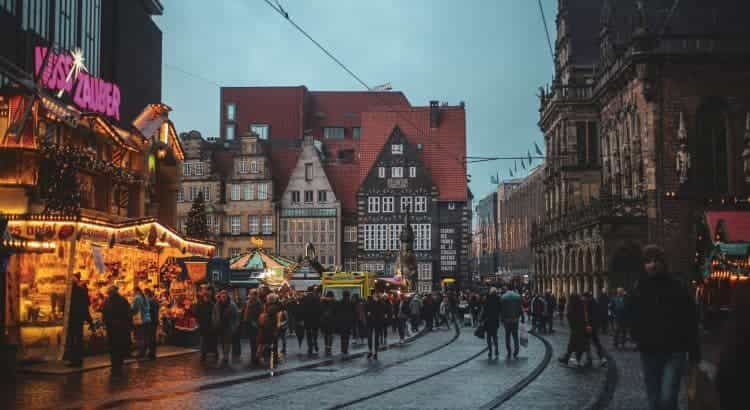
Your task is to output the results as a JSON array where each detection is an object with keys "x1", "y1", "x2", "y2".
[
  {"x1": 227, "y1": 249, "x2": 295, "y2": 302},
  {"x1": 2, "y1": 214, "x2": 214, "y2": 361},
  {"x1": 696, "y1": 210, "x2": 750, "y2": 331}
]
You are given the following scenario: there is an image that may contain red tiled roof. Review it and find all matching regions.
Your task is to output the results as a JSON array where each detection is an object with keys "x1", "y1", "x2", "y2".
[
  {"x1": 324, "y1": 163, "x2": 360, "y2": 212},
  {"x1": 706, "y1": 210, "x2": 750, "y2": 242},
  {"x1": 359, "y1": 107, "x2": 467, "y2": 202}
]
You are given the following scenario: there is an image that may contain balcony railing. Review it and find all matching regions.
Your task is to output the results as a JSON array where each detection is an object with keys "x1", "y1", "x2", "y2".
[
  {"x1": 531, "y1": 196, "x2": 646, "y2": 242},
  {"x1": 540, "y1": 85, "x2": 594, "y2": 113}
]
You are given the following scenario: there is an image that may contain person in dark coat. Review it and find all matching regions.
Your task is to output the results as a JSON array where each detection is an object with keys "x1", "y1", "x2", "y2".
[
  {"x1": 194, "y1": 289, "x2": 215, "y2": 361},
  {"x1": 287, "y1": 295, "x2": 305, "y2": 349},
  {"x1": 597, "y1": 289, "x2": 611, "y2": 335},
  {"x1": 421, "y1": 294, "x2": 434, "y2": 331},
  {"x1": 544, "y1": 292, "x2": 557, "y2": 333},
  {"x1": 558, "y1": 293, "x2": 589, "y2": 366},
  {"x1": 66, "y1": 273, "x2": 92, "y2": 367},
  {"x1": 144, "y1": 288, "x2": 159, "y2": 360},
  {"x1": 102, "y1": 285, "x2": 132, "y2": 370},
  {"x1": 583, "y1": 292, "x2": 606, "y2": 366},
  {"x1": 482, "y1": 287, "x2": 501, "y2": 359},
  {"x1": 320, "y1": 291, "x2": 336, "y2": 356},
  {"x1": 353, "y1": 294, "x2": 367, "y2": 345},
  {"x1": 302, "y1": 288, "x2": 322, "y2": 355},
  {"x1": 366, "y1": 293, "x2": 386, "y2": 359},
  {"x1": 242, "y1": 289, "x2": 262, "y2": 366},
  {"x1": 334, "y1": 290, "x2": 356, "y2": 354},
  {"x1": 631, "y1": 245, "x2": 700, "y2": 410}
]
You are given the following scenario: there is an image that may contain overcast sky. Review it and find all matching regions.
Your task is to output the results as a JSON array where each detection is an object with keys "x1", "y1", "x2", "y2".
[{"x1": 154, "y1": 0, "x2": 557, "y2": 202}]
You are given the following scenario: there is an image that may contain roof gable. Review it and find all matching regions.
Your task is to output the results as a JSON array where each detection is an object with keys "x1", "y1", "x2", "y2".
[{"x1": 281, "y1": 136, "x2": 338, "y2": 206}]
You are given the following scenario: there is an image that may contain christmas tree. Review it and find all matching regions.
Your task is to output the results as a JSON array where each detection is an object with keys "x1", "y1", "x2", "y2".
[
  {"x1": 43, "y1": 159, "x2": 81, "y2": 216},
  {"x1": 186, "y1": 191, "x2": 209, "y2": 239}
]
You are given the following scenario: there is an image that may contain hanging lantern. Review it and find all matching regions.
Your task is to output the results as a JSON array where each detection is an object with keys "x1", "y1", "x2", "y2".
[{"x1": 676, "y1": 111, "x2": 690, "y2": 184}]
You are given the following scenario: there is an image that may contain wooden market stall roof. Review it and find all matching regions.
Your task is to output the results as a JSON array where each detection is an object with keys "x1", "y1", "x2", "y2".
[{"x1": 229, "y1": 249, "x2": 295, "y2": 271}]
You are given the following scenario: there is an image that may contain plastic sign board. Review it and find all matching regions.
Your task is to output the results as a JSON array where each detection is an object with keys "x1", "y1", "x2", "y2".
[{"x1": 34, "y1": 47, "x2": 121, "y2": 121}]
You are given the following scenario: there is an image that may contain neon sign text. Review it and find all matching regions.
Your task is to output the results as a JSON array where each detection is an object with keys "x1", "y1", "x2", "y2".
[{"x1": 34, "y1": 47, "x2": 121, "y2": 121}]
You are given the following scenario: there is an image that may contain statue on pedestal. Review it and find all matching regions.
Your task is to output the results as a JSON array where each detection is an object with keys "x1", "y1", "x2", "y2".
[{"x1": 396, "y1": 209, "x2": 417, "y2": 292}]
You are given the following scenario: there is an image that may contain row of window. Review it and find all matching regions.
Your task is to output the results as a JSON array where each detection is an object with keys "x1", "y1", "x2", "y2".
[
  {"x1": 230, "y1": 183, "x2": 271, "y2": 201},
  {"x1": 224, "y1": 123, "x2": 270, "y2": 141},
  {"x1": 178, "y1": 185, "x2": 214, "y2": 203},
  {"x1": 279, "y1": 219, "x2": 337, "y2": 244},
  {"x1": 362, "y1": 224, "x2": 431, "y2": 251},
  {"x1": 323, "y1": 127, "x2": 361, "y2": 140},
  {"x1": 229, "y1": 215, "x2": 273, "y2": 235},
  {"x1": 417, "y1": 263, "x2": 433, "y2": 281},
  {"x1": 367, "y1": 196, "x2": 428, "y2": 213},
  {"x1": 377, "y1": 166, "x2": 417, "y2": 179},
  {"x1": 238, "y1": 158, "x2": 261, "y2": 174},
  {"x1": 183, "y1": 161, "x2": 206, "y2": 177},
  {"x1": 290, "y1": 190, "x2": 328, "y2": 204}
]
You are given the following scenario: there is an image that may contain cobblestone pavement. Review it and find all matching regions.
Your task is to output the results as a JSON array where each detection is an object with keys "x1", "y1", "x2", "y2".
[
  {"x1": 9, "y1": 320, "x2": 691, "y2": 410},
  {"x1": 502, "y1": 320, "x2": 608, "y2": 410},
  {"x1": 2, "y1": 328, "x2": 411, "y2": 410}
]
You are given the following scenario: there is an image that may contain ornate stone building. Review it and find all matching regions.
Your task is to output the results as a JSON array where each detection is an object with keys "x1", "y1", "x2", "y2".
[
  {"x1": 278, "y1": 135, "x2": 341, "y2": 267},
  {"x1": 177, "y1": 131, "x2": 275, "y2": 258},
  {"x1": 532, "y1": 0, "x2": 750, "y2": 297}
]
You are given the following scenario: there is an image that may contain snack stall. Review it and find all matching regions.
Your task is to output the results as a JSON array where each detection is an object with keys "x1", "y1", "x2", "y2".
[
  {"x1": 227, "y1": 250, "x2": 295, "y2": 302},
  {"x1": 3, "y1": 214, "x2": 214, "y2": 362}
]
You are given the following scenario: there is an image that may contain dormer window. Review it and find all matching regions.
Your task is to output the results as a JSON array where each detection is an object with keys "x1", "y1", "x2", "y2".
[
  {"x1": 250, "y1": 124, "x2": 269, "y2": 140},
  {"x1": 391, "y1": 144, "x2": 403, "y2": 155}
]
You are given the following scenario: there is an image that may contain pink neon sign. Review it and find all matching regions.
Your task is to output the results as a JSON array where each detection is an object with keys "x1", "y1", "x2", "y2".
[{"x1": 34, "y1": 47, "x2": 121, "y2": 121}]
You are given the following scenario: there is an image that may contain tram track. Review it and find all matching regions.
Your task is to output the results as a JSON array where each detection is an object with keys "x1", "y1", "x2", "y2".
[
  {"x1": 328, "y1": 330, "x2": 552, "y2": 410},
  {"x1": 76, "y1": 325, "x2": 438, "y2": 410},
  {"x1": 216, "y1": 323, "x2": 463, "y2": 409}
]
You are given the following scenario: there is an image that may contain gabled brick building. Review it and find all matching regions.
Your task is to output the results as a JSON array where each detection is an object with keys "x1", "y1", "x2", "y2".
[{"x1": 219, "y1": 87, "x2": 470, "y2": 285}]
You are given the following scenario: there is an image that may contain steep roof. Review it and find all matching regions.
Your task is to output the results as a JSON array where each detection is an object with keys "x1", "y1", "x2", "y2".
[{"x1": 359, "y1": 106, "x2": 467, "y2": 202}]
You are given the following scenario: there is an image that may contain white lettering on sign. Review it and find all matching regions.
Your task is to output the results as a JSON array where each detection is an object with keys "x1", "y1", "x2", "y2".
[
  {"x1": 440, "y1": 227, "x2": 457, "y2": 273},
  {"x1": 34, "y1": 47, "x2": 121, "y2": 121}
]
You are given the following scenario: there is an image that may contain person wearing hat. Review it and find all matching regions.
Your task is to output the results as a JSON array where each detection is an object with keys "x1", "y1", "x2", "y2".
[
  {"x1": 65, "y1": 272, "x2": 92, "y2": 367},
  {"x1": 631, "y1": 244, "x2": 700, "y2": 410},
  {"x1": 212, "y1": 288, "x2": 239, "y2": 366},
  {"x1": 102, "y1": 285, "x2": 132, "y2": 370}
]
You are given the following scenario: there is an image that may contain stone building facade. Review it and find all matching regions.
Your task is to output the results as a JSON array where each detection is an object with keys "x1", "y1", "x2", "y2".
[
  {"x1": 532, "y1": 0, "x2": 750, "y2": 297},
  {"x1": 278, "y1": 135, "x2": 341, "y2": 267},
  {"x1": 177, "y1": 131, "x2": 275, "y2": 257},
  {"x1": 497, "y1": 167, "x2": 545, "y2": 279},
  {"x1": 474, "y1": 192, "x2": 498, "y2": 281}
]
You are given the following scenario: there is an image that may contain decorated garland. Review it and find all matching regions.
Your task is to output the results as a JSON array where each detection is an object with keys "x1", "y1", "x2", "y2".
[{"x1": 39, "y1": 139, "x2": 142, "y2": 184}]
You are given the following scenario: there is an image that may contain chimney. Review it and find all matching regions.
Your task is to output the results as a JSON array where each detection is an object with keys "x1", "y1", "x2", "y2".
[{"x1": 429, "y1": 100, "x2": 440, "y2": 128}]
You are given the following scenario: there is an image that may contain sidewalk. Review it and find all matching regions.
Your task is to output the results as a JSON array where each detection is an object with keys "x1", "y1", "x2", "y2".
[{"x1": 18, "y1": 345, "x2": 199, "y2": 375}]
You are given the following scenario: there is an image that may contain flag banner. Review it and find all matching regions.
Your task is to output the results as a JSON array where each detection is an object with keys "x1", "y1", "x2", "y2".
[
  {"x1": 528, "y1": 150, "x2": 533, "y2": 166},
  {"x1": 534, "y1": 141, "x2": 544, "y2": 156}
]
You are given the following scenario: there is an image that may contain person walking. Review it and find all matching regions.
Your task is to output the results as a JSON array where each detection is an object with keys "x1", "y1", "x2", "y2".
[
  {"x1": 470, "y1": 294, "x2": 481, "y2": 327},
  {"x1": 66, "y1": 273, "x2": 92, "y2": 367},
  {"x1": 531, "y1": 293, "x2": 547, "y2": 333},
  {"x1": 583, "y1": 292, "x2": 607, "y2": 367},
  {"x1": 500, "y1": 286, "x2": 523, "y2": 359},
  {"x1": 353, "y1": 294, "x2": 367, "y2": 345},
  {"x1": 130, "y1": 287, "x2": 152, "y2": 358},
  {"x1": 598, "y1": 289, "x2": 611, "y2": 335},
  {"x1": 102, "y1": 285, "x2": 131, "y2": 371},
  {"x1": 611, "y1": 288, "x2": 629, "y2": 350},
  {"x1": 194, "y1": 289, "x2": 215, "y2": 362},
  {"x1": 380, "y1": 295, "x2": 392, "y2": 346},
  {"x1": 243, "y1": 289, "x2": 262, "y2": 366},
  {"x1": 366, "y1": 293, "x2": 386, "y2": 359},
  {"x1": 144, "y1": 288, "x2": 159, "y2": 360},
  {"x1": 631, "y1": 245, "x2": 700, "y2": 410},
  {"x1": 320, "y1": 291, "x2": 336, "y2": 356},
  {"x1": 558, "y1": 294, "x2": 589, "y2": 367},
  {"x1": 334, "y1": 290, "x2": 356, "y2": 354},
  {"x1": 212, "y1": 290, "x2": 240, "y2": 366},
  {"x1": 482, "y1": 287, "x2": 501, "y2": 360},
  {"x1": 397, "y1": 294, "x2": 409, "y2": 343},
  {"x1": 422, "y1": 294, "x2": 434, "y2": 331},
  {"x1": 260, "y1": 293, "x2": 283, "y2": 368},
  {"x1": 302, "y1": 288, "x2": 322, "y2": 355},
  {"x1": 288, "y1": 295, "x2": 306, "y2": 349},
  {"x1": 409, "y1": 294, "x2": 422, "y2": 332},
  {"x1": 558, "y1": 294, "x2": 567, "y2": 322},
  {"x1": 544, "y1": 291, "x2": 557, "y2": 333}
]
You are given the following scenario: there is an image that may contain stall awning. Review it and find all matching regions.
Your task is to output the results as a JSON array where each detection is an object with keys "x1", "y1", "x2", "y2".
[{"x1": 706, "y1": 211, "x2": 750, "y2": 243}]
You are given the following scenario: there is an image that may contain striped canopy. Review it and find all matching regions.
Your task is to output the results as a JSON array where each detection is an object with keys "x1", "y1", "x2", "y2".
[{"x1": 229, "y1": 249, "x2": 295, "y2": 271}]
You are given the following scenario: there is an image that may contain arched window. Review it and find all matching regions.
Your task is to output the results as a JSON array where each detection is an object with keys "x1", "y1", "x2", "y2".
[{"x1": 693, "y1": 99, "x2": 729, "y2": 194}]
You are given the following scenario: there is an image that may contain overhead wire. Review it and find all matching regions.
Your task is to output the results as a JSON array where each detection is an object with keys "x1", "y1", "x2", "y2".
[{"x1": 259, "y1": 0, "x2": 468, "y2": 170}]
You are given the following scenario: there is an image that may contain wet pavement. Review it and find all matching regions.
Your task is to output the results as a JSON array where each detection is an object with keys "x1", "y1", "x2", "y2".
[{"x1": 4, "y1": 319, "x2": 701, "y2": 409}]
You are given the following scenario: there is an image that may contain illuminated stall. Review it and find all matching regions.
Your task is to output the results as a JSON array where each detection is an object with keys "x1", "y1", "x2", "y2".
[
  {"x1": 2, "y1": 215, "x2": 213, "y2": 361},
  {"x1": 227, "y1": 250, "x2": 295, "y2": 301}
]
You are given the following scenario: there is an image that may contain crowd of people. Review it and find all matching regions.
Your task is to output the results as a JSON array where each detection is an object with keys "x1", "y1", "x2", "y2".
[{"x1": 191, "y1": 287, "x2": 477, "y2": 368}]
